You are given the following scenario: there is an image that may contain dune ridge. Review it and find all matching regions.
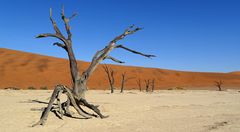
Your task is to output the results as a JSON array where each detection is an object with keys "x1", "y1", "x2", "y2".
[{"x1": 0, "y1": 48, "x2": 240, "y2": 90}]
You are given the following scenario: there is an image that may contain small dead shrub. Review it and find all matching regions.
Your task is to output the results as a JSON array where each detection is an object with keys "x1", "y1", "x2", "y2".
[
  {"x1": 4, "y1": 87, "x2": 20, "y2": 90},
  {"x1": 28, "y1": 86, "x2": 36, "y2": 90},
  {"x1": 40, "y1": 86, "x2": 48, "y2": 90},
  {"x1": 168, "y1": 87, "x2": 185, "y2": 90}
]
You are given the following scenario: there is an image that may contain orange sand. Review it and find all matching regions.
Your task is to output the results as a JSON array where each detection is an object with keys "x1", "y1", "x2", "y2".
[{"x1": 0, "y1": 48, "x2": 240, "y2": 90}]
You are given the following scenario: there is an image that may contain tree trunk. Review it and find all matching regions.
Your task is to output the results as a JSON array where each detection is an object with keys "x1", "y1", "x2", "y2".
[
  {"x1": 214, "y1": 80, "x2": 223, "y2": 91},
  {"x1": 151, "y1": 79, "x2": 155, "y2": 92},
  {"x1": 137, "y1": 79, "x2": 142, "y2": 91},
  {"x1": 145, "y1": 80, "x2": 150, "y2": 92},
  {"x1": 120, "y1": 73, "x2": 126, "y2": 93},
  {"x1": 65, "y1": 45, "x2": 86, "y2": 98}
]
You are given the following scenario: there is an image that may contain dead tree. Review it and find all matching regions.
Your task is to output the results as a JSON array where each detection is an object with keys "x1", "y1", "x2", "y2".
[
  {"x1": 103, "y1": 65, "x2": 115, "y2": 93},
  {"x1": 120, "y1": 72, "x2": 126, "y2": 93},
  {"x1": 137, "y1": 79, "x2": 142, "y2": 91},
  {"x1": 214, "y1": 80, "x2": 223, "y2": 91},
  {"x1": 120, "y1": 72, "x2": 134, "y2": 93},
  {"x1": 33, "y1": 7, "x2": 155, "y2": 126},
  {"x1": 145, "y1": 80, "x2": 150, "y2": 92},
  {"x1": 151, "y1": 79, "x2": 155, "y2": 92}
]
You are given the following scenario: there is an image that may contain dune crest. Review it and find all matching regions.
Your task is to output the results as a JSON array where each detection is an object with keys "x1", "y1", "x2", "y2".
[{"x1": 0, "y1": 48, "x2": 240, "y2": 90}]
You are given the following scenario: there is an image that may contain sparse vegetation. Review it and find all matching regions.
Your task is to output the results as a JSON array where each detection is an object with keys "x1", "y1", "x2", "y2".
[
  {"x1": 175, "y1": 87, "x2": 185, "y2": 90},
  {"x1": 4, "y1": 87, "x2": 20, "y2": 90},
  {"x1": 168, "y1": 87, "x2": 185, "y2": 90},
  {"x1": 40, "y1": 86, "x2": 48, "y2": 90},
  {"x1": 28, "y1": 86, "x2": 36, "y2": 90}
]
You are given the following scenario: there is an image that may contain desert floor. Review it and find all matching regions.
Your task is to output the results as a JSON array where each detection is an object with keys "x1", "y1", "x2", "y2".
[{"x1": 0, "y1": 89, "x2": 239, "y2": 132}]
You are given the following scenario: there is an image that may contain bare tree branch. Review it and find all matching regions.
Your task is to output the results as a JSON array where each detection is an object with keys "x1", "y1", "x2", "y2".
[
  {"x1": 91, "y1": 49, "x2": 105, "y2": 62},
  {"x1": 83, "y1": 25, "x2": 154, "y2": 80},
  {"x1": 36, "y1": 8, "x2": 67, "y2": 44},
  {"x1": 36, "y1": 33, "x2": 67, "y2": 44},
  {"x1": 53, "y1": 42, "x2": 67, "y2": 51},
  {"x1": 111, "y1": 25, "x2": 143, "y2": 43},
  {"x1": 36, "y1": 33, "x2": 57, "y2": 38},
  {"x1": 69, "y1": 12, "x2": 78, "y2": 20},
  {"x1": 115, "y1": 45, "x2": 156, "y2": 58},
  {"x1": 61, "y1": 6, "x2": 76, "y2": 40},
  {"x1": 49, "y1": 8, "x2": 63, "y2": 37},
  {"x1": 104, "y1": 56, "x2": 125, "y2": 63}
]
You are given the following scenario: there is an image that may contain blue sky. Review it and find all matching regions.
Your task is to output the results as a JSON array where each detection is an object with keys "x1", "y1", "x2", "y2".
[{"x1": 0, "y1": 0, "x2": 239, "y2": 72}]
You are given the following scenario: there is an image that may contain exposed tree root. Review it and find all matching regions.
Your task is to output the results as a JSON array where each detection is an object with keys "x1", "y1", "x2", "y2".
[
  {"x1": 32, "y1": 84, "x2": 107, "y2": 127},
  {"x1": 79, "y1": 98, "x2": 109, "y2": 118},
  {"x1": 61, "y1": 99, "x2": 74, "y2": 117}
]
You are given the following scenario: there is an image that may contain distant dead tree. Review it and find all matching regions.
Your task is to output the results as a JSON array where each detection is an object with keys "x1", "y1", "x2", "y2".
[
  {"x1": 103, "y1": 65, "x2": 115, "y2": 93},
  {"x1": 120, "y1": 72, "x2": 134, "y2": 93},
  {"x1": 145, "y1": 79, "x2": 150, "y2": 92},
  {"x1": 120, "y1": 72, "x2": 126, "y2": 93},
  {"x1": 151, "y1": 79, "x2": 155, "y2": 92},
  {"x1": 33, "y1": 7, "x2": 155, "y2": 126},
  {"x1": 136, "y1": 79, "x2": 142, "y2": 91},
  {"x1": 214, "y1": 80, "x2": 223, "y2": 91}
]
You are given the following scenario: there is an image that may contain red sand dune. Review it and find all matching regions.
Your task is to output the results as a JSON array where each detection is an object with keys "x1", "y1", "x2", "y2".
[
  {"x1": 0, "y1": 48, "x2": 240, "y2": 90},
  {"x1": 229, "y1": 71, "x2": 240, "y2": 75}
]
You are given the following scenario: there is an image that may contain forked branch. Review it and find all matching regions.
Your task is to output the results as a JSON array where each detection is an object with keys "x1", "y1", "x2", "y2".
[
  {"x1": 83, "y1": 25, "x2": 155, "y2": 80},
  {"x1": 61, "y1": 6, "x2": 77, "y2": 40}
]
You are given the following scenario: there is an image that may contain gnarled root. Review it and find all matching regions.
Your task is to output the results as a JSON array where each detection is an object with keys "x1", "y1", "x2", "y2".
[
  {"x1": 79, "y1": 98, "x2": 109, "y2": 118},
  {"x1": 61, "y1": 98, "x2": 74, "y2": 117},
  {"x1": 32, "y1": 84, "x2": 107, "y2": 127}
]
